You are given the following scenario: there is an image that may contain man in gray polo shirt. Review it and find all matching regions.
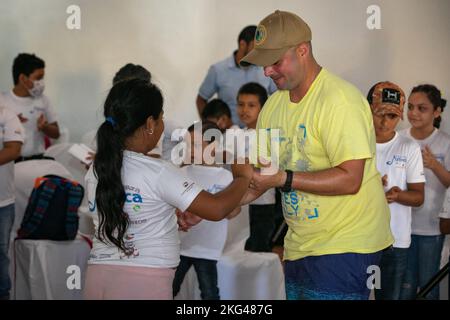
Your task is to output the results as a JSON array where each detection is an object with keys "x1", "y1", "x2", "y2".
[{"x1": 196, "y1": 25, "x2": 276, "y2": 127}]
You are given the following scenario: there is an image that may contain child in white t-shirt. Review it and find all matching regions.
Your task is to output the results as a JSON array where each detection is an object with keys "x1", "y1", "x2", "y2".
[
  {"x1": 399, "y1": 84, "x2": 450, "y2": 300},
  {"x1": 367, "y1": 82, "x2": 425, "y2": 300},
  {"x1": 236, "y1": 82, "x2": 278, "y2": 252},
  {"x1": 172, "y1": 121, "x2": 241, "y2": 300},
  {"x1": 0, "y1": 106, "x2": 24, "y2": 299},
  {"x1": 0, "y1": 53, "x2": 59, "y2": 160},
  {"x1": 83, "y1": 79, "x2": 252, "y2": 300}
]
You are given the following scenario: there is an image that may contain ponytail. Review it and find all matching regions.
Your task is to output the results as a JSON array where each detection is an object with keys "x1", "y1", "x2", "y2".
[
  {"x1": 93, "y1": 79, "x2": 163, "y2": 255},
  {"x1": 94, "y1": 120, "x2": 129, "y2": 254}
]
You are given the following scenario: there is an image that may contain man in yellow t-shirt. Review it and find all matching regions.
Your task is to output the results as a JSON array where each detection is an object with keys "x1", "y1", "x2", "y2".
[{"x1": 240, "y1": 10, "x2": 393, "y2": 300}]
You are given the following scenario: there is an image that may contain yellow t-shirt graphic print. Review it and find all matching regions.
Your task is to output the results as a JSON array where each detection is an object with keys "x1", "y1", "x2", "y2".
[{"x1": 257, "y1": 69, "x2": 393, "y2": 261}]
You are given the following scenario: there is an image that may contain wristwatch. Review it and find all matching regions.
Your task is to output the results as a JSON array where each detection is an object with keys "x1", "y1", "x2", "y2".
[{"x1": 280, "y1": 170, "x2": 293, "y2": 193}]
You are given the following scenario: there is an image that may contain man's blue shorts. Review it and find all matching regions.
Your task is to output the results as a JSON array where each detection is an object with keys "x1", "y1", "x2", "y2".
[{"x1": 284, "y1": 251, "x2": 383, "y2": 300}]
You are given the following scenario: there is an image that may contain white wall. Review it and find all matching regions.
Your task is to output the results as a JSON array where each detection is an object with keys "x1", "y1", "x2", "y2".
[{"x1": 0, "y1": 0, "x2": 449, "y2": 141}]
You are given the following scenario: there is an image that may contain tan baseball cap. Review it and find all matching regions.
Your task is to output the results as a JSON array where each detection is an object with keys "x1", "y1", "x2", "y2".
[
  {"x1": 369, "y1": 81, "x2": 406, "y2": 120},
  {"x1": 240, "y1": 10, "x2": 312, "y2": 67}
]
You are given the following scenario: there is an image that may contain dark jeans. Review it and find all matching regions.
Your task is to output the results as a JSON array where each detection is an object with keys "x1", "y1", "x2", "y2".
[
  {"x1": 0, "y1": 204, "x2": 15, "y2": 299},
  {"x1": 374, "y1": 246, "x2": 408, "y2": 300},
  {"x1": 245, "y1": 204, "x2": 276, "y2": 252},
  {"x1": 173, "y1": 255, "x2": 219, "y2": 300},
  {"x1": 400, "y1": 234, "x2": 445, "y2": 300}
]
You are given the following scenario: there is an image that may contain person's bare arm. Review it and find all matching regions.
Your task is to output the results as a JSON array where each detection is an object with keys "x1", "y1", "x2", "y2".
[
  {"x1": 423, "y1": 146, "x2": 450, "y2": 187},
  {"x1": 37, "y1": 114, "x2": 60, "y2": 139},
  {"x1": 385, "y1": 183, "x2": 424, "y2": 206},
  {"x1": 186, "y1": 163, "x2": 252, "y2": 220},
  {"x1": 0, "y1": 141, "x2": 22, "y2": 165},
  {"x1": 252, "y1": 159, "x2": 366, "y2": 196},
  {"x1": 226, "y1": 206, "x2": 241, "y2": 220},
  {"x1": 440, "y1": 218, "x2": 450, "y2": 234},
  {"x1": 196, "y1": 95, "x2": 207, "y2": 118},
  {"x1": 240, "y1": 182, "x2": 267, "y2": 205}
]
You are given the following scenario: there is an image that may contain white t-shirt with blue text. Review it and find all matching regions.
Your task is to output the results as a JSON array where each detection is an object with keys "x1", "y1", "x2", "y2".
[
  {"x1": 376, "y1": 132, "x2": 425, "y2": 247},
  {"x1": 86, "y1": 150, "x2": 203, "y2": 268}
]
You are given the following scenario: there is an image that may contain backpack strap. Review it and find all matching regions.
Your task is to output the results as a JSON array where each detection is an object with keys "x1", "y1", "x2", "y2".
[
  {"x1": 65, "y1": 180, "x2": 84, "y2": 239},
  {"x1": 18, "y1": 177, "x2": 58, "y2": 238}
]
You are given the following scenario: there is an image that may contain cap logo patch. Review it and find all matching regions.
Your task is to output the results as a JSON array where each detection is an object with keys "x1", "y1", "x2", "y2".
[
  {"x1": 255, "y1": 25, "x2": 267, "y2": 46},
  {"x1": 382, "y1": 88, "x2": 401, "y2": 105}
]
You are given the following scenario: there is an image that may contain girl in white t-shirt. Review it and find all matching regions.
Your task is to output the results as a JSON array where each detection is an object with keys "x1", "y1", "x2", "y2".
[
  {"x1": 83, "y1": 79, "x2": 252, "y2": 300},
  {"x1": 173, "y1": 121, "x2": 241, "y2": 300},
  {"x1": 399, "y1": 84, "x2": 450, "y2": 300},
  {"x1": 366, "y1": 81, "x2": 425, "y2": 300}
]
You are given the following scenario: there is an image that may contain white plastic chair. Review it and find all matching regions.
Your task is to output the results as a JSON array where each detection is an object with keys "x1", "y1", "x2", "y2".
[
  {"x1": 44, "y1": 143, "x2": 88, "y2": 190},
  {"x1": 11, "y1": 160, "x2": 93, "y2": 300}
]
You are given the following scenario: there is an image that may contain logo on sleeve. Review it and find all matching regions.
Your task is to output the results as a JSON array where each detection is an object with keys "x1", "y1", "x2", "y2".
[{"x1": 181, "y1": 181, "x2": 195, "y2": 196}]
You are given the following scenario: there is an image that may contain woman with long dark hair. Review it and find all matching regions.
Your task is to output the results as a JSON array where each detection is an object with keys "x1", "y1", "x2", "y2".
[{"x1": 83, "y1": 79, "x2": 252, "y2": 299}]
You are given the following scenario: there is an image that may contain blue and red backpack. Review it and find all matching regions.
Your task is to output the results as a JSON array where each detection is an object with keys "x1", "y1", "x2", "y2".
[{"x1": 17, "y1": 175, "x2": 84, "y2": 240}]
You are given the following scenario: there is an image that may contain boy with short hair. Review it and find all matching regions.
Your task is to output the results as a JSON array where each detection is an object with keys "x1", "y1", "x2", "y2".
[
  {"x1": 236, "y1": 82, "x2": 278, "y2": 252},
  {"x1": 201, "y1": 99, "x2": 235, "y2": 131},
  {"x1": 0, "y1": 53, "x2": 60, "y2": 161}
]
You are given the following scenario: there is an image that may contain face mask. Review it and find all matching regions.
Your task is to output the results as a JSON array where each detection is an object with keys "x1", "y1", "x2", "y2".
[{"x1": 28, "y1": 79, "x2": 45, "y2": 98}]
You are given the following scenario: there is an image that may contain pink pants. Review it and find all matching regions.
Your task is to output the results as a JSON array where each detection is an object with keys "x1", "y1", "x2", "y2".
[{"x1": 83, "y1": 264, "x2": 175, "y2": 300}]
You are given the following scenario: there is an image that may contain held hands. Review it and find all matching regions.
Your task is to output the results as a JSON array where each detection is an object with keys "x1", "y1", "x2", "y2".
[
  {"x1": 37, "y1": 114, "x2": 48, "y2": 131},
  {"x1": 231, "y1": 158, "x2": 253, "y2": 181},
  {"x1": 382, "y1": 174, "x2": 401, "y2": 204},
  {"x1": 83, "y1": 151, "x2": 96, "y2": 170},
  {"x1": 422, "y1": 146, "x2": 439, "y2": 170},
  {"x1": 86, "y1": 151, "x2": 96, "y2": 162},
  {"x1": 176, "y1": 209, "x2": 203, "y2": 232},
  {"x1": 385, "y1": 186, "x2": 402, "y2": 204},
  {"x1": 240, "y1": 168, "x2": 285, "y2": 205},
  {"x1": 249, "y1": 158, "x2": 285, "y2": 192}
]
